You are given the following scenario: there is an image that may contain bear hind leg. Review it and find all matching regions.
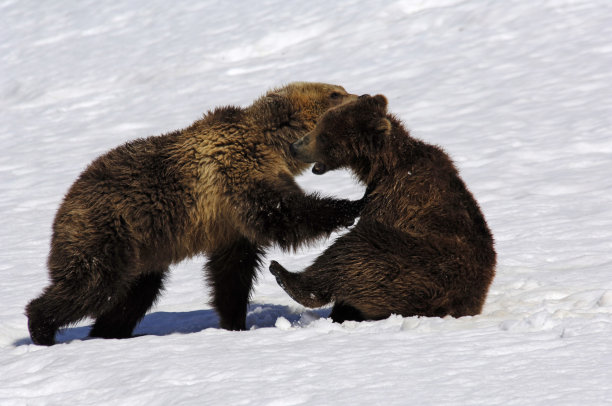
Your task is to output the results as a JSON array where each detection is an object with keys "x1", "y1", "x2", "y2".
[
  {"x1": 26, "y1": 293, "x2": 61, "y2": 346},
  {"x1": 26, "y1": 281, "x2": 95, "y2": 346},
  {"x1": 268, "y1": 261, "x2": 333, "y2": 308},
  {"x1": 89, "y1": 271, "x2": 166, "y2": 339}
]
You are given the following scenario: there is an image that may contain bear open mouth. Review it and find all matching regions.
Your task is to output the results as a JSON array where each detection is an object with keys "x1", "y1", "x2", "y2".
[{"x1": 312, "y1": 162, "x2": 328, "y2": 175}]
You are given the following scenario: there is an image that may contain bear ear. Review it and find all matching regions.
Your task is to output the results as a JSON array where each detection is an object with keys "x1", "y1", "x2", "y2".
[
  {"x1": 372, "y1": 94, "x2": 388, "y2": 109},
  {"x1": 374, "y1": 117, "x2": 392, "y2": 136}
]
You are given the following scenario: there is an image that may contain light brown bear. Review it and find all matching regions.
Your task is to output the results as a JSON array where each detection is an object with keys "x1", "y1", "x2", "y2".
[
  {"x1": 26, "y1": 82, "x2": 363, "y2": 345},
  {"x1": 270, "y1": 94, "x2": 496, "y2": 322}
]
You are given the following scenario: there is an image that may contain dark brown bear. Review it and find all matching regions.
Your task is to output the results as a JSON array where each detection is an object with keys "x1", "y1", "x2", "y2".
[
  {"x1": 269, "y1": 94, "x2": 496, "y2": 322},
  {"x1": 26, "y1": 82, "x2": 363, "y2": 345}
]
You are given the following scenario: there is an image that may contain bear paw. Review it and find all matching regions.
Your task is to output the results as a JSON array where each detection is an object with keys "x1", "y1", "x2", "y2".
[{"x1": 269, "y1": 260, "x2": 287, "y2": 289}]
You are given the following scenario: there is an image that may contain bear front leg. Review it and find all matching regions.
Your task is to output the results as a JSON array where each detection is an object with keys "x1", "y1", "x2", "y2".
[
  {"x1": 238, "y1": 176, "x2": 365, "y2": 250},
  {"x1": 269, "y1": 260, "x2": 332, "y2": 308},
  {"x1": 329, "y1": 302, "x2": 365, "y2": 323},
  {"x1": 205, "y1": 238, "x2": 263, "y2": 331}
]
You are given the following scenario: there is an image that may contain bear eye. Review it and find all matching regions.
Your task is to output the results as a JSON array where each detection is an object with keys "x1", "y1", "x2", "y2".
[{"x1": 330, "y1": 92, "x2": 342, "y2": 100}]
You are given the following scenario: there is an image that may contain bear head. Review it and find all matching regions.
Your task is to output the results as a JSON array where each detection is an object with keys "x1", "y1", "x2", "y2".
[
  {"x1": 289, "y1": 94, "x2": 391, "y2": 175},
  {"x1": 262, "y1": 82, "x2": 358, "y2": 130},
  {"x1": 250, "y1": 82, "x2": 359, "y2": 175}
]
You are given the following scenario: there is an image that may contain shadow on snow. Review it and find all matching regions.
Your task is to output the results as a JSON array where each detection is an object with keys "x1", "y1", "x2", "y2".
[{"x1": 13, "y1": 304, "x2": 331, "y2": 346}]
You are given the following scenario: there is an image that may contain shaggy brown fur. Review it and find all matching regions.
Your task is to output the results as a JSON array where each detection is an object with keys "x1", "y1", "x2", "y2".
[
  {"x1": 269, "y1": 94, "x2": 496, "y2": 322},
  {"x1": 26, "y1": 82, "x2": 363, "y2": 345}
]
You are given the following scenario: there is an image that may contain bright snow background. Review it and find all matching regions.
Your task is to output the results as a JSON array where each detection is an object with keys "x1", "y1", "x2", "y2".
[{"x1": 2, "y1": 0, "x2": 612, "y2": 404}]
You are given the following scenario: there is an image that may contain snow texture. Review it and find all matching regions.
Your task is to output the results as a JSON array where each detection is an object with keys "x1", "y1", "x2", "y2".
[{"x1": 2, "y1": 0, "x2": 612, "y2": 405}]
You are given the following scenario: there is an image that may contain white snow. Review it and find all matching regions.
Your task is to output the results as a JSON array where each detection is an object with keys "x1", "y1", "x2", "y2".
[{"x1": 2, "y1": 0, "x2": 612, "y2": 405}]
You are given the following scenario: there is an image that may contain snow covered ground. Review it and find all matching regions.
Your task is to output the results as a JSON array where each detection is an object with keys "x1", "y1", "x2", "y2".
[{"x1": 2, "y1": 0, "x2": 612, "y2": 404}]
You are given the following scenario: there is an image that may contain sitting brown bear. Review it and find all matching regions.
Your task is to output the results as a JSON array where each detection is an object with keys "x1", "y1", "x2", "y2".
[
  {"x1": 26, "y1": 82, "x2": 363, "y2": 345},
  {"x1": 269, "y1": 94, "x2": 496, "y2": 322}
]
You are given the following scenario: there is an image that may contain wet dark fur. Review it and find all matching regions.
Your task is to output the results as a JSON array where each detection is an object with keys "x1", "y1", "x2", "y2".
[
  {"x1": 26, "y1": 82, "x2": 363, "y2": 345},
  {"x1": 269, "y1": 95, "x2": 496, "y2": 322}
]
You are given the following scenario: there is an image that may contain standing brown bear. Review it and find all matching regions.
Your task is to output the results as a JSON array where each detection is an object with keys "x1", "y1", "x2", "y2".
[
  {"x1": 26, "y1": 82, "x2": 363, "y2": 346},
  {"x1": 269, "y1": 94, "x2": 496, "y2": 322}
]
